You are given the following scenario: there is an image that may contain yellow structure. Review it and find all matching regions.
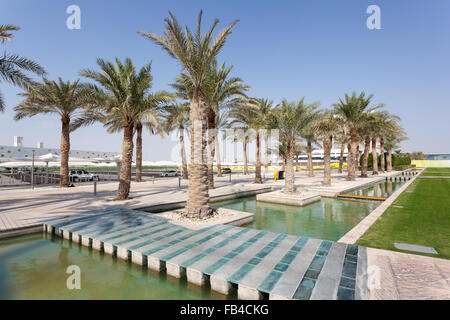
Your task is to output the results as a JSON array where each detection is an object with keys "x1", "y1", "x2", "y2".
[
  {"x1": 411, "y1": 160, "x2": 450, "y2": 167},
  {"x1": 180, "y1": 163, "x2": 348, "y2": 171}
]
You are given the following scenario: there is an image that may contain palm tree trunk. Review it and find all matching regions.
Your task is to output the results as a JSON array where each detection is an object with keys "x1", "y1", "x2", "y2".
[
  {"x1": 179, "y1": 126, "x2": 188, "y2": 179},
  {"x1": 379, "y1": 136, "x2": 385, "y2": 172},
  {"x1": 338, "y1": 143, "x2": 345, "y2": 174},
  {"x1": 323, "y1": 135, "x2": 332, "y2": 186},
  {"x1": 243, "y1": 136, "x2": 248, "y2": 175},
  {"x1": 348, "y1": 128, "x2": 357, "y2": 181},
  {"x1": 361, "y1": 136, "x2": 370, "y2": 177},
  {"x1": 185, "y1": 91, "x2": 210, "y2": 218},
  {"x1": 264, "y1": 135, "x2": 269, "y2": 173},
  {"x1": 386, "y1": 149, "x2": 393, "y2": 172},
  {"x1": 117, "y1": 122, "x2": 134, "y2": 200},
  {"x1": 355, "y1": 144, "x2": 360, "y2": 174},
  {"x1": 206, "y1": 110, "x2": 215, "y2": 189},
  {"x1": 371, "y1": 137, "x2": 378, "y2": 175},
  {"x1": 233, "y1": 137, "x2": 237, "y2": 163},
  {"x1": 59, "y1": 116, "x2": 70, "y2": 187},
  {"x1": 255, "y1": 132, "x2": 262, "y2": 183},
  {"x1": 284, "y1": 139, "x2": 295, "y2": 193},
  {"x1": 347, "y1": 142, "x2": 353, "y2": 178},
  {"x1": 307, "y1": 139, "x2": 314, "y2": 177},
  {"x1": 216, "y1": 136, "x2": 222, "y2": 177},
  {"x1": 135, "y1": 123, "x2": 143, "y2": 182}
]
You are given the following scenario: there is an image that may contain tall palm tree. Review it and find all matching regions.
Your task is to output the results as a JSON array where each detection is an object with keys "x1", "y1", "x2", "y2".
[
  {"x1": 134, "y1": 91, "x2": 173, "y2": 182},
  {"x1": 358, "y1": 112, "x2": 377, "y2": 177},
  {"x1": 384, "y1": 123, "x2": 407, "y2": 172},
  {"x1": 293, "y1": 141, "x2": 306, "y2": 171},
  {"x1": 79, "y1": 58, "x2": 154, "y2": 200},
  {"x1": 203, "y1": 60, "x2": 249, "y2": 188},
  {"x1": 215, "y1": 111, "x2": 230, "y2": 177},
  {"x1": 374, "y1": 111, "x2": 401, "y2": 173},
  {"x1": 162, "y1": 102, "x2": 190, "y2": 179},
  {"x1": 251, "y1": 98, "x2": 275, "y2": 176},
  {"x1": 0, "y1": 24, "x2": 46, "y2": 111},
  {"x1": 316, "y1": 110, "x2": 341, "y2": 186},
  {"x1": 334, "y1": 129, "x2": 348, "y2": 174},
  {"x1": 235, "y1": 97, "x2": 275, "y2": 183},
  {"x1": 13, "y1": 78, "x2": 89, "y2": 187},
  {"x1": 333, "y1": 92, "x2": 382, "y2": 181},
  {"x1": 271, "y1": 98, "x2": 317, "y2": 193},
  {"x1": 301, "y1": 108, "x2": 320, "y2": 177},
  {"x1": 229, "y1": 101, "x2": 256, "y2": 176},
  {"x1": 140, "y1": 10, "x2": 238, "y2": 218}
]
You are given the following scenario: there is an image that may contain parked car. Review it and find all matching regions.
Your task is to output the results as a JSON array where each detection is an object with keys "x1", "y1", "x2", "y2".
[
  {"x1": 69, "y1": 170, "x2": 100, "y2": 182},
  {"x1": 221, "y1": 167, "x2": 232, "y2": 174},
  {"x1": 160, "y1": 169, "x2": 180, "y2": 177}
]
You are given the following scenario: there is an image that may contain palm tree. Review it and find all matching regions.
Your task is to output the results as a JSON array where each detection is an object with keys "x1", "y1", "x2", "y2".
[
  {"x1": 334, "y1": 129, "x2": 348, "y2": 174},
  {"x1": 203, "y1": 60, "x2": 249, "y2": 188},
  {"x1": 271, "y1": 98, "x2": 317, "y2": 193},
  {"x1": 251, "y1": 98, "x2": 274, "y2": 177},
  {"x1": 215, "y1": 111, "x2": 230, "y2": 177},
  {"x1": 134, "y1": 91, "x2": 173, "y2": 182},
  {"x1": 235, "y1": 97, "x2": 275, "y2": 183},
  {"x1": 140, "y1": 11, "x2": 238, "y2": 218},
  {"x1": 0, "y1": 24, "x2": 46, "y2": 111},
  {"x1": 333, "y1": 92, "x2": 382, "y2": 181},
  {"x1": 374, "y1": 111, "x2": 401, "y2": 173},
  {"x1": 229, "y1": 101, "x2": 256, "y2": 176},
  {"x1": 79, "y1": 58, "x2": 154, "y2": 200},
  {"x1": 358, "y1": 112, "x2": 377, "y2": 177},
  {"x1": 301, "y1": 108, "x2": 320, "y2": 177},
  {"x1": 384, "y1": 123, "x2": 407, "y2": 172},
  {"x1": 14, "y1": 78, "x2": 89, "y2": 187},
  {"x1": 316, "y1": 110, "x2": 341, "y2": 186},
  {"x1": 162, "y1": 102, "x2": 190, "y2": 179},
  {"x1": 293, "y1": 141, "x2": 306, "y2": 171}
]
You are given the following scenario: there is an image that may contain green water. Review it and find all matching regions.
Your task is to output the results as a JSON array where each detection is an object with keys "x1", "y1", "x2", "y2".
[
  {"x1": 344, "y1": 180, "x2": 404, "y2": 198},
  {"x1": 0, "y1": 233, "x2": 230, "y2": 300},
  {"x1": 213, "y1": 181, "x2": 404, "y2": 241}
]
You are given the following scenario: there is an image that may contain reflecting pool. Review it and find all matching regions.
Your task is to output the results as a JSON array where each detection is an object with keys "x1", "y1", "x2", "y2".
[
  {"x1": 0, "y1": 233, "x2": 230, "y2": 300},
  {"x1": 213, "y1": 181, "x2": 404, "y2": 241}
]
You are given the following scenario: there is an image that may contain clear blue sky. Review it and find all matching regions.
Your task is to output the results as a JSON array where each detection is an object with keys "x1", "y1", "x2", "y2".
[{"x1": 1, "y1": 0, "x2": 449, "y2": 160}]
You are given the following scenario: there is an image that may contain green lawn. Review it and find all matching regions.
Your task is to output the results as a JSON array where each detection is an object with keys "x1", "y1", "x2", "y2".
[
  {"x1": 356, "y1": 178, "x2": 450, "y2": 259},
  {"x1": 421, "y1": 167, "x2": 450, "y2": 176}
]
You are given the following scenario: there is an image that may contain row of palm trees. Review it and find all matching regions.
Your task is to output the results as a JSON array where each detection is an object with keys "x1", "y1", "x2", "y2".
[{"x1": 1, "y1": 13, "x2": 406, "y2": 220}]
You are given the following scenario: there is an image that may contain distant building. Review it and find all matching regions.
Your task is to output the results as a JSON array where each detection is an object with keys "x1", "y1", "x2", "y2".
[
  {"x1": 426, "y1": 154, "x2": 450, "y2": 160},
  {"x1": 13, "y1": 136, "x2": 23, "y2": 147},
  {"x1": 296, "y1": 148, "x2": 350, "y2": 162},
  {"x1": 0, "y1": 144, "x2": 120, "y2": 163}
]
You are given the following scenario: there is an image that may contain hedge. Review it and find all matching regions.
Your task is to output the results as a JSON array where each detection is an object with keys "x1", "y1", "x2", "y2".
[{"x1": 360, "y1": 153, "x2": 411, "y2": 169}]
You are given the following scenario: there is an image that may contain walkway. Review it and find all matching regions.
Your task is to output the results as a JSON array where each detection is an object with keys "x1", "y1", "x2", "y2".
[{"x1": 43, "y1": 207, "x2": 368, "y2": 300}]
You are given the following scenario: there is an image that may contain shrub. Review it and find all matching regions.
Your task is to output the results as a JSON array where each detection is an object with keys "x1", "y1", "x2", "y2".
[{"x1": 360, "y1": 152, "x2": 411, "y2": 168}]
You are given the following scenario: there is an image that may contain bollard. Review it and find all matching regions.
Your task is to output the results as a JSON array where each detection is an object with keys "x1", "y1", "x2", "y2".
[
  {"x1": 94, "y1": 181, "x2": 97, "y2": 195},
  {"x1": 178, "y1": 177, "x2": 181, "y2": 189},
  {"x1": 229, "y1": 173, "x2": 231, "y2": 182}
]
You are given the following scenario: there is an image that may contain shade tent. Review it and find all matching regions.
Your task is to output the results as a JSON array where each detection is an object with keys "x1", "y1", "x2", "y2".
[{"x1": 39, "y1": 152, "x2": 59, "y2": 162}]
